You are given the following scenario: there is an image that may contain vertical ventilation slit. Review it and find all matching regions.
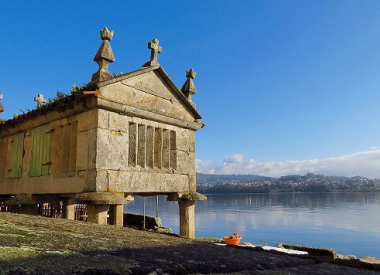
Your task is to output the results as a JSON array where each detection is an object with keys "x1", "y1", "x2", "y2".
[
  {"x1": 162, "y1": 129, "x2": 170, "y2": 169},
  {"x1": 146, "y1": 126, "x2": 154, "y2": 168},
  {"x1": 137, "y1": 124, "x2": 146, "y2": 167},
  {"x1": 170, "y1": 130, "x2": 177, "y2": 170},
  {"x1": 154, "y1": 128, "x2": 163, "y2": 169},
  {"x1": 128, "y1": 123, "x2": 137, "y2": 167}
]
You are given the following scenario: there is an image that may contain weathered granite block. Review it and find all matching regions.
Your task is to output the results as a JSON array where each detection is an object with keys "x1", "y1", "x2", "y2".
[
  {"x1": 95, "y1": 169, "x2": 108, "y2": 191},
  {"x1": 76, "y1": 131, "x2": 89, "y2": 170},
  {"x1": 188, "y1": 173, "x2": 196, "y2": 192},
  {"x1": 176, "y1": 151, "x2": 196, "y2": 175},
  {"x1": 176, "y1": 129, "x2": 195, "y2": 151},
  {"x1": 121, "y1": 71, "x2": 173, "y2": 100},
  {"x1": 97, "y1": 109, "x2": 109, "y2": 129},
  {"x1": 96, "y1": 128, "x2": 129, "y2": 170},
  {"x1": 101, "y1": 75, "x2": 194, "y2": 122},
  {"x1": 88, "y1": 129, "x2": 97, "y2": 170},
  {"x1": 108, "y1": 112, "x2": 131, "y2": 132},
  {"x1": 107, "y1": 171, "x2": 189, "y2": 193}
]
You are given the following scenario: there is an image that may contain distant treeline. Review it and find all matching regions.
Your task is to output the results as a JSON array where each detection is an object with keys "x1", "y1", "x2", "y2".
[
  {"x1": 196, "y1": 173, "x2": 380, "y2": 194},
  {"x1": 196, "y1": 173, "x2": 275, "y2": 185}
]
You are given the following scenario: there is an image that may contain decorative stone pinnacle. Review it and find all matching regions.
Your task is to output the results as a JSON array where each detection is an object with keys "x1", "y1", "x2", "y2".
[
  {"x1": 186, "y1": 69, "x2": 196, "y2": 79},
  {"x1": 143, "y1": 38, "x2": 162, "y2": 67},
  {"x1": 100, "y1": 27, "x2": 114, "y2": 41},
  {"x1": 181, "y1": 68, "x2": 197, "y2": 102},
  {"x1": 91, "y1": 27, "x2": 115, "y2": 83},
  {"x1": 34, "y1": 94, "x2": 46, "y2": 108},
  {"x1": 0, "y1": 94, "x2": 4, "y2": 116}
]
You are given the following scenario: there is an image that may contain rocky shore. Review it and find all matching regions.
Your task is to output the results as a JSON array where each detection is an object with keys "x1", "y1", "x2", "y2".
[{"x1": 0, "y1": 212, "x2": 379, "y2": 274}]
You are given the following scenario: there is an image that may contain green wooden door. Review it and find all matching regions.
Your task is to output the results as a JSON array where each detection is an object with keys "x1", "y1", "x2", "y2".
[
  {"x1": 8, "y1": 132, "x2": 25, "y2": 178},
  {"x1": 29, "y1": 124, "x2": 51, "y2": 177}
]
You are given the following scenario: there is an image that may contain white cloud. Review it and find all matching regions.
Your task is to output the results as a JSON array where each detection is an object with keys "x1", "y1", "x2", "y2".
[
  {"x1": 223, "y1": 154, "x2": 244, "y2": 164},
  {"x1": 196, "y1": 149, "x2": 380, "y2": 178},
  {"x1": 195, "y1": 159, "x2": 218, "y2": 174}
]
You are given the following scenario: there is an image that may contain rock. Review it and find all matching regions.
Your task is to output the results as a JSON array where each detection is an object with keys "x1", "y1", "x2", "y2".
[
  {"x1": 359, "y1": 256, "x2": 380, "y2": 264},
  {"x1": 337, "y1": 254, "x2": 357, "y2": 260},
  {"x1": 277, "y1": 243, "x2": 337, "y2": 258},
  {"x1": 124, "y1": 212, "x2": 162, "y2": 229},
  {"x1": 154, "y1": 227, "x2": 173, "y2": 234}
]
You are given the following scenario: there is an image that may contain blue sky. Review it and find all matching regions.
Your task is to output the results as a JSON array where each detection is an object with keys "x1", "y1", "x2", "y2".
[{"x1": 0, "y1": 1, "x2": 379, "y2": 178}]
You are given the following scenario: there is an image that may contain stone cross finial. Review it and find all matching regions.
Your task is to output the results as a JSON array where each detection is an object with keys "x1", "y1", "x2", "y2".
[
  {"x1": 91, "y1": 27, "x2": 115, "y2": 83},
  {"x1": 186, "y1": 69, "x2": 196, "y2": 80},
  {"x1": 181, "y1": 69, "x2": 197, "y2": 101},
  {"x1": 34, "y1": 94, "x2": 46, "y2": 107},
  {"x1": 143, "y1": 38, "x2": 162, "y2": 67},
  {"x1": 0, "y1": 94, "x2": 4, "y2": 117}
]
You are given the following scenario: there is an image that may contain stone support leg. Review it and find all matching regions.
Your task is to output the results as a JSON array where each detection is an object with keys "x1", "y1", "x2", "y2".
[
  {"x1": 63, "y1": 202, "x2": 75, "y2": 220},
  {"x1": 87, "y1": 204, "x2": 109, "y2": 225},
  {"x1": 109, "y1": 204, "x2": 124, "y2": 226},
  {"x1": 20, "y1": 204, "x2": 38, "y2": 215},
  {"x1": 178, "y1": 200, "x2": 195, "y2": 239}
]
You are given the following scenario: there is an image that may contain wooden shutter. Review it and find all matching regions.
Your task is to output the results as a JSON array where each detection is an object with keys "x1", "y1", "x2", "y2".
[
  {"x1": 8, "y1": 132, "x2": 25, "y2": 178},
  {"x1": 29, "y1": 124, "x2": 51, "y2": 177},
  {"x1": 0, "y1": 139, "x2": 6, "y2": 181}
]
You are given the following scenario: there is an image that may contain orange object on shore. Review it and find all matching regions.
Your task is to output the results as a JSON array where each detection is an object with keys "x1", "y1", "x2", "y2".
[{"x1": 223, "y1": 236, "x2": 242, "y2": 246}]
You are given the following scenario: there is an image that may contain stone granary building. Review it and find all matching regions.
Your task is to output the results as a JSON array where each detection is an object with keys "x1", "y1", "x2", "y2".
[{"x1": 0, "y1": 27, "x2": 206, "y2": 238}]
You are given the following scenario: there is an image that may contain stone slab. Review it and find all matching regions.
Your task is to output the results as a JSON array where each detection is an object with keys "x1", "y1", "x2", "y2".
[
  {"x1": 96, "y1": 128, "x2": 129, "y2": 170},
  {"x1": 106, "y1": 171, "x2": 189, "y2": 193}
]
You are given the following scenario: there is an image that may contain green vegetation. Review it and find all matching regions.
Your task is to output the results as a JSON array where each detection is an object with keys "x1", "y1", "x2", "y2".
[
  {"x1": 2, "y1": 83, "x2": 93, "y2": 122},
  {"x1": 46, "y1": 83, "x2": 91, "y2": 105},
  {"x1": 112, "y1": 72, "x2": 124, "y2": 77}
]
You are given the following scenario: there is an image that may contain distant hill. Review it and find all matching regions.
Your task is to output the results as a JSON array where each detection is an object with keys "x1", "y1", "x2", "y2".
[
  {"x1": 196, "y1": 173, "x2": 275, "y2": 185},
  {"x1": 196, "y1": 172, "x2": 379, "y2": 194}
]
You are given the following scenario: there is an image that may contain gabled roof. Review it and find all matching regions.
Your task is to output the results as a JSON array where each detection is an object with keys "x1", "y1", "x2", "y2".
[{"x1": 95, "y1": 65, "x2": 202, "y2": 120}]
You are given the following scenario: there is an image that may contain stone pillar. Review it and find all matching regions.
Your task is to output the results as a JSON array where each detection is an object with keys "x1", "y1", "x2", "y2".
[
  {"x1": 178, "y1": 200, "x2": 196, "y2": 239},
  {"x1": 63, "y1": 202, "x2": 75, "y2": 220},
  {"x1": 87, "y1": 204, "x2": 109, "y2": 225},
  {"x1": 20, "y1": 204, "x2": 38, "y2": 215},
  {"x1": 109, "y1": 204, "x2": 124, "y2": 226}
]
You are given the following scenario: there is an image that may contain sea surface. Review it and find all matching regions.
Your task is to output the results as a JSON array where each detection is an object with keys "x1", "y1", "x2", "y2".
[{"x1": 124, "y1": 192, "x2": 380, "y2": 258}]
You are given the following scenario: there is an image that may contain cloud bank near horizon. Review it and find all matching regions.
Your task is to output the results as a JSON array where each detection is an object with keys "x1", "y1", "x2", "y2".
[{"x1": 196, "y1": 149, "x2": 380, "y2": 179}]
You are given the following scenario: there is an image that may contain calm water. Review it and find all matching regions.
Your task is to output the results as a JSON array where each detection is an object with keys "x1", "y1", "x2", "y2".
[{"x1": 125, "y1": 192, "x2": 380, "y2": 257}]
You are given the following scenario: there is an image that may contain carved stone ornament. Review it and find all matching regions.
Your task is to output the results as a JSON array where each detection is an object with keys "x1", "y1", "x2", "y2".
[
  {"x1": 143, "y1": 38, "x2": 162, "y2": 67},
  {"x1": 91, "y1": 27, "x2": 115, "y2": 82},
  {"x1": 34, "y1": 94, "x2": 46, "y2": 108},
  {"x1": 0, "y1": 94, "x2": 4, "y2": 116},
  {"x1": 181, "y1": 69, "x2": 197, "y2": 101}
]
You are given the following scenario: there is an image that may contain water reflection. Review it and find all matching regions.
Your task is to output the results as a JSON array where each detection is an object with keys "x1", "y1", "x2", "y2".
[
  {"x1": 125, "y1": 192, "x2": 380, "y2": 257},
  {"x1": 204, "y1": 192, "x2": 380, "y2": 209}
]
